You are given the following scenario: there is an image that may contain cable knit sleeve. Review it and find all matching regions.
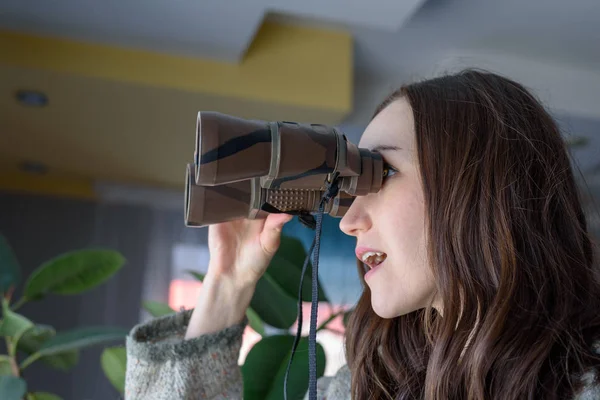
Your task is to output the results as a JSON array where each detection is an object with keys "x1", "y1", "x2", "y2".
[{"x1": 125, "y1": 309, "x2": 246, "y2": 400}]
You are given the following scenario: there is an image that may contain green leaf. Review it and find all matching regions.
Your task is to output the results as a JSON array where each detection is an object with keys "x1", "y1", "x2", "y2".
[
  {"x1": 17, "y1": 324, "x2": 79, "y2": 371},
  {"x1": 30, "y1": 392, "x2": 63, "y2": 400},
  {"x1": 251, "y1": 274, "x2": 298, "y2": 329},
  {"x1": 17, "y1": 324, "x2": 55, "y2": 353},
  {"x1": 39, "y1": 350, "x2": 79, "y2": 371},
  {"x1": 24, "y1": 250, "x2": 125, "y2": 300},
  {"x1": 0, "y1": 376, "x2": 26, "y2": 400},
  {"x1": 0, "y1": 302, "x2": 34, "y2": 338},
  {"x1": 40, "y1": 350, "x2": 79, "y2": 372},
  {"x1": 0, "y1": 235, "x2": 21, "y2": 294},
  {"x1": 0, "y1": 358, "x2": 12, "y2": 376},
  {"x1": 267, "y1": 237, "x2": 328, "y2": 302},
  {"x1": 100, "y1": 346, "x2": 126, "y2": 394},
  {"x1": 38, "y1": 326, "x2": 128, "y2": 356},
  {"x1": 241, "y1": 335, "x2": 326, "y2": 400},
  {"x1": 142, "y1": 301, "x2": 175, "y2": 318},
  {"x1": 186, "y1": 270, "x2": 205, "y2": 281},
  {"x1": 245, "y1": 308, "x2": 265, "y2": 336},
  {"x1": 274, "y1": 236, "x2": 311, "y2": 268}
]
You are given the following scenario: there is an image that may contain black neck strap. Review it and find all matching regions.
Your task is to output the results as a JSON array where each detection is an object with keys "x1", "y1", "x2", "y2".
[{"x1": 284, "y1": 175, "x2": 340, "y2": 400}]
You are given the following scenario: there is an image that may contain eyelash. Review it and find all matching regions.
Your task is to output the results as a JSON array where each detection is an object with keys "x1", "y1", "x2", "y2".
[{"x1": 382, "y1": 163, "x2": 399, "y2": 180}]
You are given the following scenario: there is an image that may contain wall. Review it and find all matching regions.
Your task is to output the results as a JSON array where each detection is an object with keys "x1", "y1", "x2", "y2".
[{"x1": 0, "y1": 191, "x2": 154, "y2": 399}]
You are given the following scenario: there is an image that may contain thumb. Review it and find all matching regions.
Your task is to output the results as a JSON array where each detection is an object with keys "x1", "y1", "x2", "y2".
[{"x1": 260, "y1": 214, "x2": 293, "y2": 256}]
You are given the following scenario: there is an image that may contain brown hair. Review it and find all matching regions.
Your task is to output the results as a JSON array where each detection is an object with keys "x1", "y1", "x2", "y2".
[{"x1": 344, "y1": 70, "x2": 600, "y2": 399}]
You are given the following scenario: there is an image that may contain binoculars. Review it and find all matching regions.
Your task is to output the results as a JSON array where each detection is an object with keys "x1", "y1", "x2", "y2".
[{"x1": 184, "y1": 112, "x2": 387, "y2": 227}]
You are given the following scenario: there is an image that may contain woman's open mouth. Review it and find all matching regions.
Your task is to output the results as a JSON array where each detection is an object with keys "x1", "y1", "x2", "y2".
[
  {"x1": 361, "y1": 251, "x2": 387, "y2": 268},
  {"x1": 356, "y1": 248, "x2": 388, "y2": 279}
]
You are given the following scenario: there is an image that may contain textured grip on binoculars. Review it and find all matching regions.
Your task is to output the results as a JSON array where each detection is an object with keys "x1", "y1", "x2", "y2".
[
  {"x1": 266, "y1": 188, "x2": 322, "y2": 213},
  {"x1": 185, "y1": 164, "x2": 357, "y2": 227}
]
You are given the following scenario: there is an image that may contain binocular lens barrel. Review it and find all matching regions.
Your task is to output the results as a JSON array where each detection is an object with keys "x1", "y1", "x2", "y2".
[
  {"x1": 185, "y1": 164, "x2": 257, "y2": 226},
  {"x1": 185, "y1": 164, "x2": 356, "y2": 226},
  {"x1": 185, "y1": 112, "x2": 384, "y2": 227},
  {"x1": 195, "y1": 112, "x2": 342, "y2": 188},
  {"x1": 194, "y1": 113, "x2": 272, "y2": 185}
]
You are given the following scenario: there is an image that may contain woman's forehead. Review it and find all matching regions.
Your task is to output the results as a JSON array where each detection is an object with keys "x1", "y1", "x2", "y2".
[{"x1": 359, "y1": 98, "x2": 415, "y2": 152}]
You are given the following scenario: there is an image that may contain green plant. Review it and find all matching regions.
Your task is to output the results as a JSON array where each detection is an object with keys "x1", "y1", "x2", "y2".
[
  {"x1": 0, "y1": 234, "x2": 128, "y2": 400},
  {"x1": 102, "y1": 235, "x2": 348, "y2": 399}
]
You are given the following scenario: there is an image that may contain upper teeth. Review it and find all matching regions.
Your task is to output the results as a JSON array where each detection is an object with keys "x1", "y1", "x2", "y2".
[{"x1": 361, "y1": 251, "x2": 386, "y2": 264}]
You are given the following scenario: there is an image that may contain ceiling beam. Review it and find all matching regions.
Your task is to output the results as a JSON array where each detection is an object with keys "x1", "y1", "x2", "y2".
[
  {"x1": 0, "y1": 21, "x2": 353, "y2": 196},
  {"x1": 0, "y1": 22, "x2": 352, "y2": 117}
]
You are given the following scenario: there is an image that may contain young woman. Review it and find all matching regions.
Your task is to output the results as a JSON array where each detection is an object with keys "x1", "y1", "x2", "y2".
[{"x1": 126, "y1": 70, "x2": 600, "y2": 399}]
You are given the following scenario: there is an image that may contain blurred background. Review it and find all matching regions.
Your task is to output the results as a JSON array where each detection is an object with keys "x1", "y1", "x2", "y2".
[{"x1": 0, "y1": 0, "x2": 599, "y2": 398}]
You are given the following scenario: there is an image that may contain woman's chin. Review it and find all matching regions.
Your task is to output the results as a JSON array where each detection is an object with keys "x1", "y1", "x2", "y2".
[
  {"x1": 371, "y1": 298, "x2": 401, "y2": 319},
  {"x1": 370, "y1": 296, "x2": 420, "y2": 319}
]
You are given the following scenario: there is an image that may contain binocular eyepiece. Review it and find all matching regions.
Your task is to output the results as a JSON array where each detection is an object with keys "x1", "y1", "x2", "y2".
[{"x1": 185, "y1": 112, "x2": 385, "y2": 227}]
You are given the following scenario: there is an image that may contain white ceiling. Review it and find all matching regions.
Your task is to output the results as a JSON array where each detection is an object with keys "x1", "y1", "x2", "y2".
[
  {"x1": 0, "y1": 0, "x2": 426, "y2": 62},
  {"x1": 0, "y1": 0, "x2": 266, "y2": 62},
  {"x1": 271, "y1": 0, "x2": 600, "y2": 120},
  {"x1": 348, "y1": 0, "x2": 600, "y2": 75},
  {"x1": 7, "y1": 0, "x2": 597, "y2": 70}
]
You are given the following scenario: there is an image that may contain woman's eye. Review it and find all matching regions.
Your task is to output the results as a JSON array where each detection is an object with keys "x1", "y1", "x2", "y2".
[{"x1": 382, "y1": 164, "x2": 398, "y2": 179}]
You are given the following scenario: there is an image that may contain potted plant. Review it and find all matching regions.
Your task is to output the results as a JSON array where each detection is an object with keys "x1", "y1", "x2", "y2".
[{"x1": 0, "y1": 234, "x2": 128, "y2": 400}]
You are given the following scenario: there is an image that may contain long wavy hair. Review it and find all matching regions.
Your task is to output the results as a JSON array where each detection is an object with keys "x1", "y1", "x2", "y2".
[{"x1": 344, "y1": 70, "x2": 600, "y2": 399}]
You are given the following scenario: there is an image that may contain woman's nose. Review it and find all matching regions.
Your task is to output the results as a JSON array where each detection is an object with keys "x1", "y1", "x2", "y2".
[{"x1": 339, "y1": 197, "x2": 371, "y2": 237}]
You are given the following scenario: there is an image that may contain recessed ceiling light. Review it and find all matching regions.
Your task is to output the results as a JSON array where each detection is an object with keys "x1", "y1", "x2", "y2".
[
  {"x1": 19, "y1": 161, "x2": 49, "y2": 175},
  {"x1": 15, "y1": 90, "x2": 49, "y2": 107}
]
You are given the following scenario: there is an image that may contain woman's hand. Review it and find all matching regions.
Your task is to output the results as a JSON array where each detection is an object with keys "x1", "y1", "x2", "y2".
[
  {"x1": 206, "y1": 213, "x2": 293, "y2": 286},
  {"x1": 185, "y1": 213, "x2": 293, "y2": 338}
]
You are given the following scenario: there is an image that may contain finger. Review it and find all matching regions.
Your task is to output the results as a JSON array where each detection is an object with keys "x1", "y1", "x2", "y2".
[
  {"x1": 264, "y1": 213, "x2": 293, "y2": 231},
  {"x1": 260, "y1": 214, "x2": 293, "y2": 255},
  {"x1": 246, "y1": 216, "x2": 268, "y2": 238}
]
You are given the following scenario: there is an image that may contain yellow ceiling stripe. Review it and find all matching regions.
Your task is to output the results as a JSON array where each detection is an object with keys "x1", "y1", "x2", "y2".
[{"x1": 0, "y1": 21, "x2": 352, "y2": 114}]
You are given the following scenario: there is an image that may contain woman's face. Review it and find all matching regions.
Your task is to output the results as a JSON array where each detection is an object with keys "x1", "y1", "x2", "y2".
[{"x1": 340, "y1": 98, "x2": 438, "y2": 318}]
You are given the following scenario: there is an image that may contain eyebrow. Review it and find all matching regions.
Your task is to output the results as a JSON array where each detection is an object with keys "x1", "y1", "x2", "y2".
[{"x1": 370, "y1": 145, "x2": 402, "y2": 153}]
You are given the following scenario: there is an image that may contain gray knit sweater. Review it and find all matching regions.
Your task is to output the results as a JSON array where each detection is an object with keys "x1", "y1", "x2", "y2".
[{"x1": 125, "y1": 309, "x2": 600, "y2": 399}]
